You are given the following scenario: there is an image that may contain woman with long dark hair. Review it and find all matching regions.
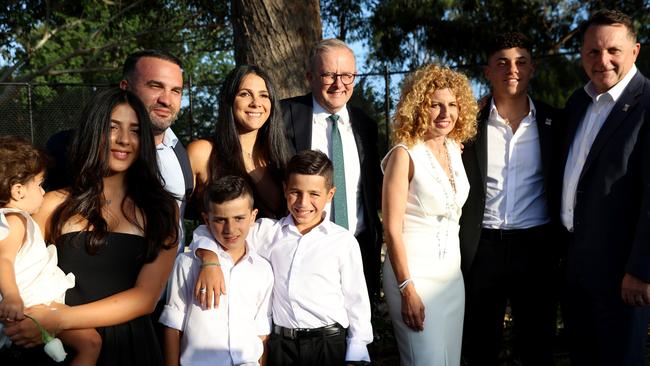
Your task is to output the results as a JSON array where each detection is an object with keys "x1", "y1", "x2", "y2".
[
  {"x1": 188, "y1": 65, "x2": 291, "y2": 219},
  {"x1": 5, "y1": 88, "x2": 179, "y2": 365}
]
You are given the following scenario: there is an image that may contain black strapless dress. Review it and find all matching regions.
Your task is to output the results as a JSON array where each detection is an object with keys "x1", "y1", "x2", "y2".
[{"x1": 56, "y1": 232, "x2": 163, "y2": 366}]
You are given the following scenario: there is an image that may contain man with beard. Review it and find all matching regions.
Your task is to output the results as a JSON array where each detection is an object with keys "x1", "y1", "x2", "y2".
[
  {"x1": 119, "y1": 50, "x2": 193, "y2": 246},
  {"x1": 46, "y1": 50, "x2": 193, "y2": 248}
]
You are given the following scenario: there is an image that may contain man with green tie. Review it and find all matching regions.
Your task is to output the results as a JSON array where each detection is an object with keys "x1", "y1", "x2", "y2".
[{"x1": 281, "y1": 38, "x2": 382, "y2": 302}]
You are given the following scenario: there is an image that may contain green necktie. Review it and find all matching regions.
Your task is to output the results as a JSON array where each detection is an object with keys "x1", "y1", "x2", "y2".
[{"x1": 329, "y1": 114, "x2": 348, "y2": 229}]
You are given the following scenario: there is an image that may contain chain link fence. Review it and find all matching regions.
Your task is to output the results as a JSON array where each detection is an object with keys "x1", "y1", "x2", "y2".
[{"x1": 0, "y1": 74, "x2": 400, "y2": 154}]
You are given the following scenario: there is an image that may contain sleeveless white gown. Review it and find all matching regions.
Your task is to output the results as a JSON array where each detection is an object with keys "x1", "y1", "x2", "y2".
[{"x1": 381, "y1": 141, "x2": 469, "y2": 366}]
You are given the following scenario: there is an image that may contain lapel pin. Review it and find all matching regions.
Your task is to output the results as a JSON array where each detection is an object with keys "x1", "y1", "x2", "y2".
[
  {"x1": 623, "y1": 104, "x2": 630, "y2": 112},
  {"x1": 545, "y1": 118, "x2": 552, "y2": 126}
]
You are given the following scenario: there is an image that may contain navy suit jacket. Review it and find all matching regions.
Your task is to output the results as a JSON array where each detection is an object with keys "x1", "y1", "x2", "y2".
[
  {"x1": 459, "y1": 97, "x2": 560, "y2": 274},
  {"x1": 559, "y1": 71, "x2": 650, "y2": 288}
]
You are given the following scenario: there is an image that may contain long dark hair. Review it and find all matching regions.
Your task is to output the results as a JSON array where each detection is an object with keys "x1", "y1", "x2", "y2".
[
  {"x1": 208, "y1": 65, "x2": 291, "y2": 188},
  {"x1": 50, "y1": 88, "x2": 178, "y2": 261}
]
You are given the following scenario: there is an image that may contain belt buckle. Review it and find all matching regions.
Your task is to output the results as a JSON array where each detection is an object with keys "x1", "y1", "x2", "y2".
[{"x1": 283, "y1": 327, "x2": 297, "y2": 339}]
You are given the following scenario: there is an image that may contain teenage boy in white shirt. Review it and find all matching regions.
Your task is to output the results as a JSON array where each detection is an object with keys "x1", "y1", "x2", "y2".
[
  {"x1": 192, "y1": 150, "x2": 373, "y2": 366},
  {"x1": 160, "y1": 176, "x2": 273, "y2": 366}
]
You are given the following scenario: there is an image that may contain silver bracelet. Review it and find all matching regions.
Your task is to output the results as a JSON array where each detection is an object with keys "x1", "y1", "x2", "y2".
[{"x1": 398, "y1": 278, "x2": 413, "y2": 293}]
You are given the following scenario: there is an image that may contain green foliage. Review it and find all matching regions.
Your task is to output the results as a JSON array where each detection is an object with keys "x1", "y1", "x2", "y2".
[
  {"x1": 0, "y1": 0, "x2": 234, "y2": 145},
  {"x1": 0, "y1": 0, "x2": 231, "y2": 85},
  {"x1": 368, "y1": 0, "x2": 650, "y2": 107}
]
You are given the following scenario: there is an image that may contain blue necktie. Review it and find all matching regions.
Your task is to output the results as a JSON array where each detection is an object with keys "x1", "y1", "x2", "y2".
[{"x1": 329, "y1": 114, "x2": 348, "y2": 229}]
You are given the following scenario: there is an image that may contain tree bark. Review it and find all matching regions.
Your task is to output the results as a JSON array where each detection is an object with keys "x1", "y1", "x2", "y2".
[{"x1": 232, "y1": 0, "x2": 322, "y2": 99}]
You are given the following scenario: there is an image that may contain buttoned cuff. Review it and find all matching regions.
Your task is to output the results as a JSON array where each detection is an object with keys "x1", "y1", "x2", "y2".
[
  {"x1": 345, "y1": 340, "x2": 370, "y2": 362},
  {"x1": 159, "y1": 305, "x2": 185, "y2": 331}
]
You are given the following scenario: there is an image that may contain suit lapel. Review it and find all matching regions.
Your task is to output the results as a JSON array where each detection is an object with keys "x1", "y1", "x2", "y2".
[
  {"x1": 475, "y1": 118, "x2": 488, "y2": 189},
  {"x1": 293, "y1": 94, "x2": 313, "y2": 152},
  {"x1": 534, "y1": 101, "x2": 553, "y2": 188},
  {"x1": 474, "y1": 104, "x2": 490, "y2": 189},
  {"x1": 580, "y1": 72, "x2": 645, "y2": 177},
  {"x1": 562, "y1": 90, "x2": 592, "y2": 164},
  {"x1": 349, "y1": 106, "x2": 366, "y2": 165}
]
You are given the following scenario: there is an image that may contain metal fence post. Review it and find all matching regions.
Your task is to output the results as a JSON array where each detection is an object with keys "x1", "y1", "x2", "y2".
[
  {"x1": 27, "y1": 83, "x2": 34, "y2": 143},
  {"x1": 188, "y1": 73, "x2": 194, "y2": 139},
  {"x1": 384, "y1": 65, "x2": 390, "y2": 150}
]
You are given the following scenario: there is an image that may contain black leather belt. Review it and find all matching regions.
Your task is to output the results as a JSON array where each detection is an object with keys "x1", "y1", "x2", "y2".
[
  {"x1": 272, "y1": 323, "x2": 343, "y2": 340},
  {"x1": 481, "y1": 224, "x2": 550, "y2": 241}
]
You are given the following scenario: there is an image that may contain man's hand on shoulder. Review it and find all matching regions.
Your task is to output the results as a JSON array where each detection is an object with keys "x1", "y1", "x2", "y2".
[{"x1": 621, "y1": 273, "x2": 650, "y2": 306}]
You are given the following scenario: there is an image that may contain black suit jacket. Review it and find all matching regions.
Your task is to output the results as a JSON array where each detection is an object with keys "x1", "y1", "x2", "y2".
[
  {"x1": 459, "y1": 97, "x2": 559, "y2": 274},
  {"x1": 560, "y1": 71, "x2": 650, "y2": 288},
  {"x1": 280, "y1": 93, "x2": 383, "y2": 250}
]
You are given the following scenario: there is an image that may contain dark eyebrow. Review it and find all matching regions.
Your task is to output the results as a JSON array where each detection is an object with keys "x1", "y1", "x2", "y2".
[{"x1": 146, "y1": 79, "x2": 183, "y2": 90}]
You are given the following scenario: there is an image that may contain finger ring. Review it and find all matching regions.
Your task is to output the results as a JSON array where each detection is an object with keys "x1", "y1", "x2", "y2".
[{"x1": 199, "y1": 288, "x2": 207, "y2": 294}]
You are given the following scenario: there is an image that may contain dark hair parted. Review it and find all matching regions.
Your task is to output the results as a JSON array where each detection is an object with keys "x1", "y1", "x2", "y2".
[
  {"x1": 50, "y1": 88, "x2": 178, "y2": 261},
  {"x1": 203, "y1": 176, "x2": 254, "y2": 212},
  {"x1": 486, "y1": 32, "x2": 533, "y2": 61},
  {"x1": 0, "y1": 136, "x2": 46, "y2": 207},
  {"x1": 122, "y1": 49, "x2": 183, "y2": 80},
  {"x1": 208, "y1": 65, "x2": 291, "y2": 190},
  {"x1": 581, "y1": 9, "x2": 636, "y2": 42},
  {"x1": 285, "y1": 150, "x2": 333, "y2": 188}
]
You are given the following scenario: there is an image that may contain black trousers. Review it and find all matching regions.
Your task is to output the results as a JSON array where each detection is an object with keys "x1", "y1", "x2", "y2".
[
  {"x1": 356, "y1": 229, "x2": 381, "y2": 302},
  {"x1": 267, "y1": 325, "x2": 347, "y2": 366},
  {"x1": 462, "y1": 224, "x2": 558, "y2": 366}
]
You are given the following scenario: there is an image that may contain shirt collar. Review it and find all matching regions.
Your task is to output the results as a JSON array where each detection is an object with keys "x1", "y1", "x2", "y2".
[
  {"x1": 279, "y1": 212, "x2": 335, "y2": 235},
  {"x1": 158, "y1": 128, "x2": 179, "y2": 149},
  {"x1": 488, "y1": 96, "x2": 536, "y2": 123},
  {"x1": 584, "y1": 64, "x2": 637, "y2": 102},
  {"x1": 312, "y1": 97, "x2": 351, "y2": 126}
]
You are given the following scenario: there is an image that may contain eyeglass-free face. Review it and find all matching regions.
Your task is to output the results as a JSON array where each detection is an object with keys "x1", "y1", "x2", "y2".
[{"x1": 309, "y1": 47, "x2": 356, "y2": 114}]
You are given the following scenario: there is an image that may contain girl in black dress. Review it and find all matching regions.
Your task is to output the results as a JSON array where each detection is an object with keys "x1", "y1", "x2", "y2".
[{"x1": 5, "y1": 88, "x2": 178, "y2": 366}]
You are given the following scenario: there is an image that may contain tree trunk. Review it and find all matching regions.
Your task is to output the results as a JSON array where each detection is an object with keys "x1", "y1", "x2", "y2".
[{"x1": 232, "y1": 0, "x2": 322, "y2": 99}]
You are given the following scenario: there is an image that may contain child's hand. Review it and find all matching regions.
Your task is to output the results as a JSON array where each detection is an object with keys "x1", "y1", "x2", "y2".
[
  {"x1": 194, "y1": 249, "x2": 226, "y2": 309},
  {"x1": 0, "y1": 294, "x2": 25, "y2": 321}
]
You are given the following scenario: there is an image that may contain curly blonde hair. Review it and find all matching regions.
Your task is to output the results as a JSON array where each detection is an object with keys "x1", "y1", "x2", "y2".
[{"x1": 392, "y1": 64, "x2": 478, "y2": 147}]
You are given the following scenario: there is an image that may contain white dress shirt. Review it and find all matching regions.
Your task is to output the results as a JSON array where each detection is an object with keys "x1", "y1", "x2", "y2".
[
  {"x1": 483, "y1": 97, "x2": 549, "y2": 229},
  {"x1": 160, "y1": 231, "x2": 273, "y2": 366},
  {"x1": 311, "y1": 99, "x2": 365, "y2": 235},
  {"x1": 561, "y1": 65, "x2": 638, "y2": 231},
  {"x1": 156, "y1": 128, "x2": 186, "y2": 250},
  {"x1": 192, "y1": 215, "x2": 373, "y2": 362}
]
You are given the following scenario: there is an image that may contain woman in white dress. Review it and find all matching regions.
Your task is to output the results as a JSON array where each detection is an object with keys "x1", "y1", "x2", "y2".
[{"x1": 382, "y1": 64, "x2": 478, "y2": 366}]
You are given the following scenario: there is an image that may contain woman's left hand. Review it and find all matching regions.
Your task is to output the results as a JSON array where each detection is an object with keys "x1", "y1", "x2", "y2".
[{"x1": 3, "y1": 304, "x2": 63, "y2": 348}]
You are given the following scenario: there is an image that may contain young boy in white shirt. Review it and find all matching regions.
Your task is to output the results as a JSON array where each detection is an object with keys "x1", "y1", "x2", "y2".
[
  {"x1": 160, "y1": 176, "x2": 273, "y2": 366},
  {"x1": 192, "y1": 150, "x2": 373, "y2": 366}
]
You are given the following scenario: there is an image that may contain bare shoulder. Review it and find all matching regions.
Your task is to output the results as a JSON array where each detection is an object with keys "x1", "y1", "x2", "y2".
[
  {"x1": 383, "y1": 145, "x2": 413, "y2": 183},
  {"x1": 385, "y1": 146, "x2": 411, "y2": 169},
  {"x1": 187, "y1": 139, "x2": 213, "y2": 177},
  {"x1": 187, "y1": 139, "x2": 213, "y2": 159}
]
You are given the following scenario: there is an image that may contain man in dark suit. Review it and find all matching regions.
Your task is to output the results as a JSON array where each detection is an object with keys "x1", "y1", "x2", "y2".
[
  {"x1": 281, "y1": 38, "x2": 382, "y2": 301},
  {"x1": 560, "y1": 10, "x2": 650, "y2": 366},
  {"x1": 460, "y1": 33, "x2": 560, "y2": 366}
]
